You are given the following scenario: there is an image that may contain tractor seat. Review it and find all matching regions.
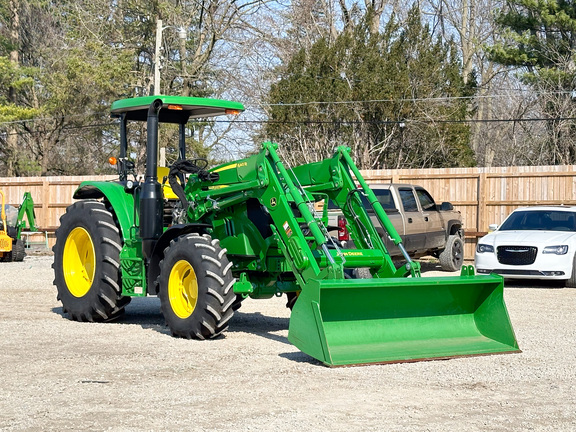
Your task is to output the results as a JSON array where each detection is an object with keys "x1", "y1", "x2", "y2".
[{"x1": 157, "y1": 166, "x2": 179, "y2": 200}]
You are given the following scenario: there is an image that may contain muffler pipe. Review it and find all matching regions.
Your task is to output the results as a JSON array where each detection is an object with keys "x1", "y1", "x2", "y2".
[{"x1": 140, "y1": 99, "x2": 164, "y2": 260}]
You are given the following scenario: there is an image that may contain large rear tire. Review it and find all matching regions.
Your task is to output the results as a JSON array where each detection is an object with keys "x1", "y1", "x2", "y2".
[
  {"x1": 438, "y1": 234, "x2": 464, "y2": 272},
  {"x1": 53, "y1": 200, "x2": 130, "y2": 321},
  {"x1": 158, "y1": 233, "x2": 236, "y2": 339}
]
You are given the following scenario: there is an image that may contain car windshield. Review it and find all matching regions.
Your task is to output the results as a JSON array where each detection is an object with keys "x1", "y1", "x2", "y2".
[{"x1": 499, "y1": 210, "x2": 576, "y2": 232}]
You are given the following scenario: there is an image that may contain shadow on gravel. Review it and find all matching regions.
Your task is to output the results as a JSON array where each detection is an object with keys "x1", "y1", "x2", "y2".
[
  {"x1": 279, "y1": 351, "x2": 322, "y2": 365},
  {"x1": 52, "y1": 297, "x2": 169, "y2": 333},
  {"x1": 230, "y1": 311, "x2": 323, "y2": 365},
  {"x1": 228, "y1": 311, "x2": 291, "y2": 345},
  {"x1": 503, "y1": 279, "x2": 567, "y2": 289},
  {"x1": 394, "y1": 259, "x2": 462, "y2": 274},
  {"x1": 52, "y1": 299, "x2": 296, "y2": 342},
  {"x1": 416, "y1": 260, "x2": 445, "y2": 272}
]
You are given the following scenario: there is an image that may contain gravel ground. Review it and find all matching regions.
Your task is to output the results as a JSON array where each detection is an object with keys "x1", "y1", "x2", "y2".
[{"x1": 1, "y1": 254, "x2": 575, "y2": 431}]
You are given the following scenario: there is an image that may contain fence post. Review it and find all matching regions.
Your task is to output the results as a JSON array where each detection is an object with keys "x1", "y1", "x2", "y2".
[
  {"x1": 42, "y1": 179, "x2": 50, "y2": 229},
  {"x1": 477, "y1": 173, "x2": 487, "y2": 233}
]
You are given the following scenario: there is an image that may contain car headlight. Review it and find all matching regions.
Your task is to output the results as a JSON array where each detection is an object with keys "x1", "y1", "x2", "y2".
[
  {"x1": 476, "y1": 244, "x2": 494, "y2": 253},
  {"x1": 542, "y1": 245, "x2": 569, "y2": 255}
]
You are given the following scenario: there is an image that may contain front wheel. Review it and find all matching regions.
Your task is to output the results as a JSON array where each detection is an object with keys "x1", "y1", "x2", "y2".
[
  {"x1": 53, "y1": 200, "x2": 130, "y2": 321},
  {"x1": 438, "y1": 235, "x2": 464, "y2": 272},
  {"x1": 158, "y1": 233, "x2": 236, "y2": 339},
  {"x1": 565, "y1": 255, "x2": 576, "y2": 288}
]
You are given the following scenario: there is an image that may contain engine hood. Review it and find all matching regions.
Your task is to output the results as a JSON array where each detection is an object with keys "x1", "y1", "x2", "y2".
[{"x1": 480, "y1": 230, "x2": 576, "y2": 246}]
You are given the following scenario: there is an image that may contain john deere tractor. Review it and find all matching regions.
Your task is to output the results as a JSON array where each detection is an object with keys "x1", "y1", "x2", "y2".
[
  {"x1": 1, "y1": 191, "x2": 37, "y2": 262},
  {"x1": 53, "y1": 96, "x2": 520, "y2": 366}
]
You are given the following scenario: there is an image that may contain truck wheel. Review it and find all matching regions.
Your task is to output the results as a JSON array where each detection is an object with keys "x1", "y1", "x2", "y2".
[
  {"x1": 53, "y1": 200, "x2": 129, "y2": 322},
  {"x1": 12, "y1": 239, "x2": 25, "y2": 262},
  {"x1": 158, "y1": 233, "x2": 236, "y2": 339},
  {"x1": 438, "y1": 234, "x2": 464, "y2": 272}
]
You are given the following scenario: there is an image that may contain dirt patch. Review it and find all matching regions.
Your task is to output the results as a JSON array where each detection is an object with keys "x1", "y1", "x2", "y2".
[{"x1": 1, "y1": 255, "x2": 575, "y2": 431}]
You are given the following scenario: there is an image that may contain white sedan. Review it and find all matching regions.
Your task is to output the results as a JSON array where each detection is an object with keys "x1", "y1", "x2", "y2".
[{"x1": 475, "y1": 206, "x2": 576, "y2": 286}]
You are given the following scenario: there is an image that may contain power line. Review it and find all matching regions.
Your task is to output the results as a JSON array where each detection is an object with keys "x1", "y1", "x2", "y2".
[
  {"x1": 2, "y1": 116, "x2": 574, "y2": 138},
  {"x1": 208, "y1": 117, "x2": 576, "y2": 125},
  {"x1": 1, "y1": 90, "x2": 575, "y2": 127},
  {"x1": 0, "y1": 121, "x2": 117, "y2": 137},
  {"x1": 255, "y1": 90, "x2": 574, "y2": 107}
]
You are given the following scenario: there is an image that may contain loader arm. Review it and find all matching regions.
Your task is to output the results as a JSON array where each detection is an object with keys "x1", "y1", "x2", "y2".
[
  {"x1": 182, "y1": 142, "x2": 520, "y2": 366},
  {"x1": 184, "y1": 142, "x2": 412, "y2": 288},
  {"x1": 289, "y1": 146, "x2": 419, "y2": 278},
  {"x1": 16, "y1": 192, "x2": 38, "y2": 237},
  {"x1": 184, "y1": 142, "x2": 346, "y2": 290}
]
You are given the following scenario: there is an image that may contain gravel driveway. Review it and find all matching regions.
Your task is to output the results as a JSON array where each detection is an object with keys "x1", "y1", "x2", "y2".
[{"x1": 1, "y1": 255, "x2": 575, "y2": 431}]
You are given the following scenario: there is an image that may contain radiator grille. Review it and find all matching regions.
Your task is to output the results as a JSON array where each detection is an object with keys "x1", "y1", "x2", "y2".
[{"x1": 497, "y1": 246, "x2": 537, "y2": 265}]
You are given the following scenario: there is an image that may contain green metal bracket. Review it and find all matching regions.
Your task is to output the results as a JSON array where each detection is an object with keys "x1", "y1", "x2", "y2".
[{"x1": 233, "y1": 273, "x2": 254, "y2": 295}]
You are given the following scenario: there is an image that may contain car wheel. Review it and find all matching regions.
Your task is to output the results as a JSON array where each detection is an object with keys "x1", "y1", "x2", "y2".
[{"x1": 565, "y1": 254, "x2": 576, "y2": 288}]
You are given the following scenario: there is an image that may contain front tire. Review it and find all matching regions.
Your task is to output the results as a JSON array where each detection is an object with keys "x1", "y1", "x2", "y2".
[
  {"x1": 565, "y1": 255, "x2": 576, "y2": 288},
  {"x1": 53, "y1": 200, "x2": 130, "y2": 321},
  {"x1": 439, "y1": 234, "x2": 464, "y2": 272},
  {"x1": 158, "y1": 233, "x2": 236, "y2": 339}
]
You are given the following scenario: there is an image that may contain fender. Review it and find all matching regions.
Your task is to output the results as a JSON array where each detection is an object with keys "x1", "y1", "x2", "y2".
[
  {"x1": 445, "y1": 219, "x2": 463, "y2": 238},
  {"x1": 73, "y1": 181, "x2": 135, "y2": 242}
]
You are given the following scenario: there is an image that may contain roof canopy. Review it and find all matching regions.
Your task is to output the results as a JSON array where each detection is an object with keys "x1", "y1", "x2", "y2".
[{"x1": 110, "y1": 95, "x2": 245, "y2": 124}]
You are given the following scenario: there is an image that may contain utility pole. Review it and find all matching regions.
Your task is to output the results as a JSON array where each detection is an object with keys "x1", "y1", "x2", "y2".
[
  {"x1": 153, "y1": 18, "x2": 163, "y2": 96},
  {"x1": 153, "y1": 18, "x2": 187, "y2": 96}
]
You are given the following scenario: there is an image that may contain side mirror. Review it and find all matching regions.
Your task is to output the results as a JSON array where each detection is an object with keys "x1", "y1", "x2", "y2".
[
  {"x1": 440, "y1": 202, "x2": 454, "y2": 211},
  {"x1": 488, "y1": 224, "x2": 498, "y2": 232}
]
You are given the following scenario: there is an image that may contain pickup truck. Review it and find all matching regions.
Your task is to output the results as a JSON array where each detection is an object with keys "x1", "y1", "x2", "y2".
[{"x1": 327, "y1": 183, "x2": 465, "y2": 271}]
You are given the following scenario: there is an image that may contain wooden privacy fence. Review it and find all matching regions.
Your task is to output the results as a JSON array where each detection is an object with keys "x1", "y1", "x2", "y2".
[
  {"x1": 1, "y1": 165, "x2": 575, "y2": 259},
  {"x1": 363, "y1": 165, "x2": 576, "y2": 258}
]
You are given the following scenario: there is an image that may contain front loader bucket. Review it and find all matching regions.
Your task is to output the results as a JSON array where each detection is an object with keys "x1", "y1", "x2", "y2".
[{"x1": 288, "y1": 272, "x2": 520, "y2": 366}]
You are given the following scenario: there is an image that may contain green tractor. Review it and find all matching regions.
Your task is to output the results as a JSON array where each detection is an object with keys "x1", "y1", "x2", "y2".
[
  {"x1": 1, "y1": 191, "x2": 37, "y2": 262},
  {"x1": 53, "y1": 96, "x2": 520, "y2": 366}
]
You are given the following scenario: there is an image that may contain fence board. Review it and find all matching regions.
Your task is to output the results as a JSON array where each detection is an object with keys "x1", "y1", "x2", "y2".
[{"x1": 1, "y1": 166, "x2": 575, "y2": 259}]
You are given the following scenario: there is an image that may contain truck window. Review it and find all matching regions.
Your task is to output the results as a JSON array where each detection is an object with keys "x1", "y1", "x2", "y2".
[
  {"x1": 360, "y1": 189, "x2": 396, "y2": 210},
  {"x1": 327, "y1": 199, "x2": 339, "y2": 210},
  {"x1": 415, "y1": 188, "x2": 436, "y2": 211},
  {"x1": 399, "y1": 189, "x2": 418, "y2": 212},
  {"x1": 327, "y1": 189, "x2": 396, "y2": 211}
]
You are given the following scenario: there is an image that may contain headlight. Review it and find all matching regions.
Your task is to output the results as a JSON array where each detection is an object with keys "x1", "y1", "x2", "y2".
[
  {"x1": 543, "y1": 245, "x2": 569, "y2": 255},
  {"x1": 476, "y1": 244, "x2": 494, "y2": 253}
]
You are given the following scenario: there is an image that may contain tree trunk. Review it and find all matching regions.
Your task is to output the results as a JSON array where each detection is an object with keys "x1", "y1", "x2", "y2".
[{"x1": 6, "y1": 0, "x2": 21, "y2": 176}]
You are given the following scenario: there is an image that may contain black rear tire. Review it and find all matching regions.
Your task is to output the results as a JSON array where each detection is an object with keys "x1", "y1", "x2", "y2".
[
  {"x1": 12, "y1": 239, "x2": 25, "y2": 262},
  {"x1": 158, "y1": 233, "x2": 236, "y2": 339},
  {"x1": 439, "y1": 235, "x2": 464, "y2": 272},
  {"x1": 53, "y1": 200, "x2": 130, "y2": 321}
]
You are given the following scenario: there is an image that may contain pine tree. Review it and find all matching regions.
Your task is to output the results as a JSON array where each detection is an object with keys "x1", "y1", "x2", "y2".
[
  {"x1": 265, "y1": 5, "x2": 476, "y2": 169},
  {"x1": 488, "y1": 0, "x2": 576, "y2": 163}
]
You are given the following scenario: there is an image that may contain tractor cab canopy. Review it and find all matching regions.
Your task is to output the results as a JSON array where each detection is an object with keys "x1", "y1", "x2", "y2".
[{"x1": 110, "y1": 95, "x2": 245, "y2": 124}]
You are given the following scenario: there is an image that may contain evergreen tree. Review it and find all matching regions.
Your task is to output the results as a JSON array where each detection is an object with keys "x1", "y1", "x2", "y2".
[
  {"x1": 488, "y1": 0, "x2": 576, "y2": 164},
  {"x1": 265, "y1": 5, "x2": 476, "y2": 169}
]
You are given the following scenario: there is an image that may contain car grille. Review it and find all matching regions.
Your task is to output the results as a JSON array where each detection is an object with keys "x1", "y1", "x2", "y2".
[{"x1": 497, "y1": 246, "x2": 537, "y2": 265}]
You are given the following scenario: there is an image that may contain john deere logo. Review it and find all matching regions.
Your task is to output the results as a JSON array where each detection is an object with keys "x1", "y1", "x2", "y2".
[{"x1": 270, "y1": 197, "x2": 277, "y2": 207}]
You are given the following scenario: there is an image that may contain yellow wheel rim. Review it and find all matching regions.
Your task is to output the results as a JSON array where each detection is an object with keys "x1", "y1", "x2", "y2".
[
  {"x1": 63, "y1": 227, "x2": 96, "y2": 298},
  {"x1": 168, "y1": 260, "x2": 198, "y2": 319}
]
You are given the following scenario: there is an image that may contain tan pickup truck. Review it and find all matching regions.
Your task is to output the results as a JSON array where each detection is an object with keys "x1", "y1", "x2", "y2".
[{"x1": 327, "y1": 183, "x2": 465, "y2": 271}]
